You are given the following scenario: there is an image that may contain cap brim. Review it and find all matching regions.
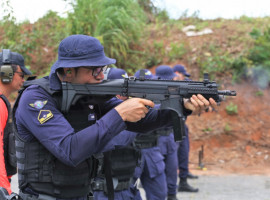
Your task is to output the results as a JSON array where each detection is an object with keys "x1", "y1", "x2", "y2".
[
  {"x1": 52, "y1": 57, "x2": 116, "y2": 71},
  {"x1": 21, "y1": 66, "x2": 32, "y2": 75},
  {"x1": 185, "y1": 73, "x2": 191, "y2": 77}
]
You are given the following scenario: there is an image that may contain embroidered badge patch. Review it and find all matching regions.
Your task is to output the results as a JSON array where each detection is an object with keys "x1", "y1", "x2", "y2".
[
  {"x1": 145, "y1": 71, "x2": 152, "y2": 76},
  {"x1": 38, "y1": 110, "x2": 53, "y2": 124},
  {"x1": 29, "y1": 100, "x2": 48, "y2": 109},
  {"x1": 121, "y1": 73, "x2": 128, "y2": 78}
]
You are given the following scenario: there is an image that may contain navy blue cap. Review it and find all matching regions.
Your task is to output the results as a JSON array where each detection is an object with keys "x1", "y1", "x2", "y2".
[
  {"x1": 107, "y1": 68, "x2": 128, "y2": 79},
  {"x1": 50, "y1": 35, "x2": 116, "y2": 73},
  {"x1": 0, "y1": 50, "x2": 32, "y2": 75},
  {"x1": 173, "y1": 64, "x2": 190, "y2": 77},
  {"x1": 155, "y1": 65, "x2": 177, "y2": 80},
  {"x1": 134, "y1": 69, "x2": 157, "y2": 79}
]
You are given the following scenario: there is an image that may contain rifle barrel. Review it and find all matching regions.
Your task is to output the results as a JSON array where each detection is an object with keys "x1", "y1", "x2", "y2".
[{"x1": 218, "y1": 90, "x2": 237, "y2": 96}]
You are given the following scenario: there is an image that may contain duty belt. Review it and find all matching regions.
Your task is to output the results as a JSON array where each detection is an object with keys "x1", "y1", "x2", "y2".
[
  {"x1": 134, "y1": 134, "x2": 158, "y2": 149},
  {"x1": 19, "y1": 191, "x2": 92, "y2": 200},
  {"x1": 19, "y1": 191, "x2": 56, "y2": 200},
  {"x1": 155, "y1": 129, "x2": 172, "y2": 136},
  {"x1": 134, "y1": 141, "x2": 157, "y2": 149},
  {"x1": 91, "y1": 179, "x2": 131, "y2": 193}
]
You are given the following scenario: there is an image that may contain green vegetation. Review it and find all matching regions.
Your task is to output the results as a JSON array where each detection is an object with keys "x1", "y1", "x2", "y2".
[
  {"x1": 145, "y1": 41, "x2": 164, "y2": 68},
  {"x1": 248, "y1": 27, "x2": 270, "y2": 67},
  {"x1": 224, "y1": 123, "x2": 232, "y2": 134},
  {"x1": 255, "y1": 90, "x2": 264, "y2": 96},
  {"x1": 67, "y1": 0, "x2": 146, "y2": 71},
  {"x1": 168, "y1": 43, "x2": 187, "y2": 62},
  {"x1": 225, "y1": 102, "x2": 238, "y2": 115},
  {"x1": 202, "y1": 127, "x2": 213, "y2": 133},
  {"x1": 0, "y1": 0, "x2": 270, "y2": 81}
]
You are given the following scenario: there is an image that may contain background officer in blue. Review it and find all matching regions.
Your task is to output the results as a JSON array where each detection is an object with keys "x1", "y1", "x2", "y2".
[
  {"x1": 13, "y1": 34, "x2": 216, "y2": 200},
  {"x1": 92, "y1": 68, "x2": 142, "y2": 200},
  {"x1": 173, "y1": 64, "x2": 199, "y2": 193},
  {"x1": 132, "y1": 69, "x2": 167, "y2": 200},
  {"x1": 0, "y1": 49, "x2": 32, "y2": 195},
  {"x1": 155, "y1": 65, "x2": 180, "y2": 200}
]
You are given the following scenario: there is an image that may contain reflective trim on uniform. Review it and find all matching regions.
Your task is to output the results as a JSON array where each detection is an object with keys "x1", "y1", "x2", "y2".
[
  {"x1": 15, "y1": 140, "x2": 25, "y2": 148},
  {"x1": 18, "y1": 173, "x2": 24, "y2": 180},
  {"x1": 17, "y1": 163, "x2": 25, "y2": 170},
  {"x1": 16, "y1": 151, "x2": 25, "y2": 159}
]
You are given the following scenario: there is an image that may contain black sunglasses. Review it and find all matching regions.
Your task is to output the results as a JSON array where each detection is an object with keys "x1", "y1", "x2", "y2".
[
  {"x1": 14, "y1": 71, "x2": 25, "y2": 79},
  {"x1": 82, "y1": 66, "x2": 108, "y2": 77}
]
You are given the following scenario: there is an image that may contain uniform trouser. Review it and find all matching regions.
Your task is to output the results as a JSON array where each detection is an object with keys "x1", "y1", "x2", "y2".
[
  {"x1": 158, "y1": 133, "x2": 178, "y2": 195},
  {"x1": 140, "y1": 161, "x2": 167, "y2": 200},
  {"x1": 178, "y1": 125, "x2": 190, "y2": 179},
  {"x1": 134, "y1": 147, "x2": 166, "y2": 200}
]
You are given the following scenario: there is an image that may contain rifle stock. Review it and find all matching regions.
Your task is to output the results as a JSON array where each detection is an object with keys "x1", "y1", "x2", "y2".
[{"x1": 61, "y1": 75, "x2": 236, "y2": 141}]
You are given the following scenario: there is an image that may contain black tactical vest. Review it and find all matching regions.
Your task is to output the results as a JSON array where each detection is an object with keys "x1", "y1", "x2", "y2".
[
  {"x1": 13, "y1": 77, "x2": 96, "y2": 198},
  {"x1": 1, "y1": 94, "x2": 17, "y2": 176},
  {"x1": 95, "y1": 146, "x2": 140, "y2": 182}
]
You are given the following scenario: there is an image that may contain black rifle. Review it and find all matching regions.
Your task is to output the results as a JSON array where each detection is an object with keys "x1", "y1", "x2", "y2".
[{"x1": 61, "y1": 73, "x2": 236, "y2": 141}]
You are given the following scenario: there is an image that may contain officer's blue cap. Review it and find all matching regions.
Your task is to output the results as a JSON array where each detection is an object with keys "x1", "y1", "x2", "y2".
[
  {"x1": 155, "y1": 65, "x2": 177, "y2": 80},
  {"x1": 50, "y1": 35, "x2": 116, "y2": 73},
  {"x1": 134, "y1": 69, "x2": 158, "y2": 79},
  {"x1": 0, "y1": 50, "x2": 32, "y2": 75},
  {"x1": 107, "y1": 68, "x2": 128, "y2": 79},
  {"x1": 173, "y1": 64, "x2": 190, "y2": 77}
]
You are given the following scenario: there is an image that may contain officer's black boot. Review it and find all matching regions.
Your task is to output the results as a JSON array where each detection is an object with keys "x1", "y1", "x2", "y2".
[
  {"x1": 187, "y1": 172, "x2": 199, "y2": 179},
  {"x1": 167, "y1": 194, "x2": 178, "y2": 200},
  {"x1": 178, "y1": 178, "x2": 199, "y2": 192}
]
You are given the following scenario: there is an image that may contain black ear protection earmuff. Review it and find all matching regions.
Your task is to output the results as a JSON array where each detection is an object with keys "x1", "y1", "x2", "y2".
[{"x1": 0, "y1": 49, "x2": 14, "y2": 83}]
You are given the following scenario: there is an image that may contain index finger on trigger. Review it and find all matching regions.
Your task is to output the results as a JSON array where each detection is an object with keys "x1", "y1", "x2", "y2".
[{"x1": 140, "y1": 99, "x2": 155, "y2": 108}]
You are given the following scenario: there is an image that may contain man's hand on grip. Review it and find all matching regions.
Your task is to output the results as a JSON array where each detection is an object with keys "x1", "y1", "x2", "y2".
[{"x1": 115, "y1": 98, "x2": 154, "y2": 122}]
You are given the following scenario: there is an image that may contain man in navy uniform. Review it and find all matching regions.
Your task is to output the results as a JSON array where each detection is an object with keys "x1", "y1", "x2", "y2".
[
  {"x1": 13, "y1": 35, "x2": 216, "y2": 200},
  {"x1": 133, "y1": 69, "x2": 167, "y2": 200},
  {"x1": 155, "y1": 65, "x2": 179, "y2": 200},
  {"x1": 173, "y1": 64, "x2": 199, "y2": 193}
]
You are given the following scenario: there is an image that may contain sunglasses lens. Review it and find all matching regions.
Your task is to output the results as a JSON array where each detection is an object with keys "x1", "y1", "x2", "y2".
[
  {"x1": 92, "y1": 66, "x2": 107, "y2": 77},
  {"x1": 15, "y1": 72, "x2": 24, "y2": 78}
]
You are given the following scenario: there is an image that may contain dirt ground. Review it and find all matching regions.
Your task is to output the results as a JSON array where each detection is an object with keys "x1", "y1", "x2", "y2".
[{"x1": 186, "y1": 81, "x2": 270, "y2": 176}]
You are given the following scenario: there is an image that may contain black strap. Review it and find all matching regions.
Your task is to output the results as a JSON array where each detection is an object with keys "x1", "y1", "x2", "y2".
[{"x1": 103, "y1": 151, "x2": 114, "y2": 200}]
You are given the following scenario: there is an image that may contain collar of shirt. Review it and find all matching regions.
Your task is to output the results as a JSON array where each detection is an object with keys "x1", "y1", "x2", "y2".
[{"x1": 49, "y1": 72, "x2": 62, "y2": 91}]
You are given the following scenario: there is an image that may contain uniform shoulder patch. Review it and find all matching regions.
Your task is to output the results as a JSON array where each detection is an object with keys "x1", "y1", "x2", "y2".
[
  {"x1": 29, "y1": 100, "x2": 48, "y2": 109},
  {"x1": 38, "y1": 110, "x2": 53, "y2": 124}
]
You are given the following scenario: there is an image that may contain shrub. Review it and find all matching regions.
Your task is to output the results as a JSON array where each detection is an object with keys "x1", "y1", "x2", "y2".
[
  {"x1": 168, "y1": 43, "x2": 187, "y2": 62},
  {"x1": 248, "y1": 27, "x2": 270, "y2": 68},
  {"x1": 224, "y1": 123, "x2": 232, "y2": 133},
  {"x1": 255, "y1": 90, "x2": 264, "y2": 96},
  {"x1": 225, "y1": 102, "x2": 238, "y2": 115}
]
